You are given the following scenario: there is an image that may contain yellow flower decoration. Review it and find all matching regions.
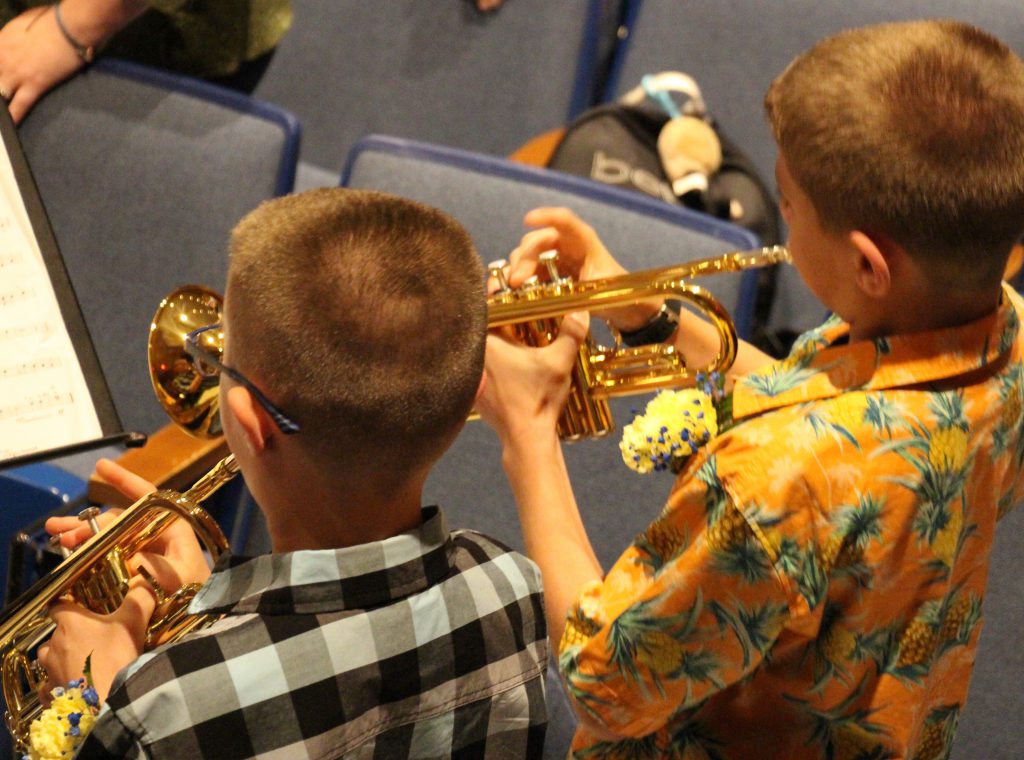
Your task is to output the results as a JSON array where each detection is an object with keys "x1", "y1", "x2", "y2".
[
  {"x1": 620, "y1": 387, "x2": 719, "y2": 474},
  {"x1": 928, "y1": 426, "x2": 968, "y2": 472},
  {"x1": 27, "y1": 681, "x2": 99, "y2": 760}
]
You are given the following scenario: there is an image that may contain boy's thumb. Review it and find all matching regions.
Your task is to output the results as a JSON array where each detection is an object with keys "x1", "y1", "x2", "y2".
[
  {"x1": 559, "y1": 311, "x2": 590, "y2": 342},
  {"x1": 549, "y1": 311, "x2": 590, "y2": 370}
]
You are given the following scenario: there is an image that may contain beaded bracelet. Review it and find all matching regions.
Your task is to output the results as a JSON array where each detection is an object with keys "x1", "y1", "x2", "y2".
[{"x1": 53, "y1": 2, "x2": 95, "y2": 63}]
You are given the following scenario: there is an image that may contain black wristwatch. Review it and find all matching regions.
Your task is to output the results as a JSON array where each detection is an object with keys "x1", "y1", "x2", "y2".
[{"x1": 618, "y1": 300, "x2": 681, "y2": 346}]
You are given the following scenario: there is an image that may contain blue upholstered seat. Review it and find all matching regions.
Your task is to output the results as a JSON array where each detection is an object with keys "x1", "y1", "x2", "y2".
[
  {"x1": 254, "y1": 0, "x2": 610, "y2": 183},
  {"x1": 19, "y1": 59, "x2": 299, "y2": 438}
]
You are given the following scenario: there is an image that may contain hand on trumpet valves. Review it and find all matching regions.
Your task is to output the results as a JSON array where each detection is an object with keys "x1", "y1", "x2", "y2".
[
  {"x1": 45, "y1": 458, "x2": 213, "y2": 590},
  {"x1": 476, "y1": 310, "x2": 590, "y2": 440},
  {"x1": 502, "y1": 207, "x2": 626, "y2": 288},
  {"x1": 499, "y1": 207, "x2": 665, "y2": 332},
  {"x1": 36, "y1": 574, "x2": 156, "y2": 706}
]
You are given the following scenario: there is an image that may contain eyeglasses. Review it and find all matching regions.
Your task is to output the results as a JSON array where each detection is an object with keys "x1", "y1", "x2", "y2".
[{"x1": 184, "y1": 323, "x2": 301, "y2": 435}]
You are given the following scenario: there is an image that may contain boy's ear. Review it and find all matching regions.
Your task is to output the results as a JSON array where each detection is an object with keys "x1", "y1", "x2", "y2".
[
  {"x1": 848, "y1": 230, "x2": 892, "y2": 299},
  {"x1": 225, "y1": 385, "x2": 275, "y2": 454}
]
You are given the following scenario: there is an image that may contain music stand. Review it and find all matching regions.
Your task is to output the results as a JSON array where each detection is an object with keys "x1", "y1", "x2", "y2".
[{"x1": 0, "y1": 104, "x2": 143, "y2": 471}]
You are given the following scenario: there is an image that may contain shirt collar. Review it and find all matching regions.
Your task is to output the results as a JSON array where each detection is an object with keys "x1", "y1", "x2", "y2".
[
  {"x1": 190, "y1": 505, "x2": 453, "y2": 615},
  {"x1": 733, "y1": 284, "x2": 1022, "y2": 420}
]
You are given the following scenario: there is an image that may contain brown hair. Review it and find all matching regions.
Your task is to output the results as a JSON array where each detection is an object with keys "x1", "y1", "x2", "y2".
[
  {"x1": 765, "y1": 19, "x2": 1024, "y2": 287},
  {"x1": 226, "y1": 188, "x2": 486, "y2": 471}
]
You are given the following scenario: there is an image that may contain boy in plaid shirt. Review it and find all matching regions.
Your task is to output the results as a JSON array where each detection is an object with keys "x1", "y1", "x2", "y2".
[{"x1": 40, "y1": 188, "x2": 548, "y2": 758}]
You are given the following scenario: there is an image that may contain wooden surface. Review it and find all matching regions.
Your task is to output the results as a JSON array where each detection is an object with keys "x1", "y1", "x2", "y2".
[
  {"x1": 87, "y1": 424, "x2": 228, "y2": 506},
  {"x1": 507, "y1": 127, "x2": 565, "y2": 167}
]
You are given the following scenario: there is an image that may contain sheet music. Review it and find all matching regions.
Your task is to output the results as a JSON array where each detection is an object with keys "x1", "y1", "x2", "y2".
[{"x1": 0, "y1": 139, "x2": 101, "y2": 461}]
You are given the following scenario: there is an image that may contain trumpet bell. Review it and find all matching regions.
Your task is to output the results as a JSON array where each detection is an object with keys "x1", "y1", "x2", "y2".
[{"x1": 148, "y1": 285, "x2": 224, "y2": 437}]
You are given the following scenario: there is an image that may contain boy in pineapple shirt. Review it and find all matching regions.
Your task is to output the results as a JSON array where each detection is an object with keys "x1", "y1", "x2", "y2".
[{"x1": 477, "y1": 19, "x2": 1024, "y2": 759}]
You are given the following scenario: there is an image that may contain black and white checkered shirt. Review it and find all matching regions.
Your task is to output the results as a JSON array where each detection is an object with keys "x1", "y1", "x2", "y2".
[{"x1": 75, "y1": 507, "x2": 548, "y2": 759}]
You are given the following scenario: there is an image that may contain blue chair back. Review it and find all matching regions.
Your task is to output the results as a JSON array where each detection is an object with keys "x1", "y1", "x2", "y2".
[
  {"x1": 19, "y1": 59, "x2": 300, "y2": 436},
  {"x1": 255, "y1": 0, "x2": 609, "y2": 175},
  {"x1": 0, "y1": 465, "x2": 86, "y2": 605}
]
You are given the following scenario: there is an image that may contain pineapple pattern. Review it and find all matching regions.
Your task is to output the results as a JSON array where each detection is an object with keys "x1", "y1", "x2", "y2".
[
  {"x1": 910, "y1": 706, "x2": 960, "y2": 760},
  {"x1": 895, "y1": 614, "x2": 938, "y2": 672},
  {"x1": 562, "y1": 286, "x2": 1024, "y2": 759},
  {"x1": 636, "y1": 518, "x2": 688, "y2": 573}
]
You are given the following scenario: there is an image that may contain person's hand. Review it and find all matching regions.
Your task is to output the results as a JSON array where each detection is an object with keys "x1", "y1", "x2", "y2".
[
  {"x1": 45, "y1": 459, "x2": 212, "y2": 592},
  {"x1": 37, "y1": 576, "x2": 155, "y2": 704},
  {"x1": 502, "y1": 207, "x2": 627, "y2": 289},
  {"x1": 0, "y1": 6, "x2": 84, "y2": 124},
  {"x1": 476, "y1": 310, "x2": 589, "y2": 445},
  {"x1": 498, "y1": 208, "x2": 666, "y2": 332}
]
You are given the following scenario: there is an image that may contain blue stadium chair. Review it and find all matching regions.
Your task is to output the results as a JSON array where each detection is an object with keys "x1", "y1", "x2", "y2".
[
  {"x1": 255, "y1": 0, "x2": 612, "y2": 187},
  {"x1": 342, "y1": 134, "x2": 763, "y2": 757},
  {"x1": 19, "y1": 59, "x2": 299, "y2": 438},
  {"x1": 0, "y1": 464, "x2": 86, "y2": 605}
]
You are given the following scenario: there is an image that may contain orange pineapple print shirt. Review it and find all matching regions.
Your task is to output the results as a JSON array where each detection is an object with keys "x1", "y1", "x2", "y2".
[{"x1": 560, "y1": 285, "x2": 1024, "y2": 759}]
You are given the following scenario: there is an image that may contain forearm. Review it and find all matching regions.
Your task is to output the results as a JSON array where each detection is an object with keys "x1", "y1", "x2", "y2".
[
  {"x1": 500, "y1": 425, "x2": 602, "y2": 650},
  {"x1": 56, "y1": 0, "x2": 147, "y2": 49},
  {"x1": 605, "y1": 300, "x2": 774, "y2": 383},
  {"x1": 673, "y1": 307, "x2": 774, "y2": 380}
]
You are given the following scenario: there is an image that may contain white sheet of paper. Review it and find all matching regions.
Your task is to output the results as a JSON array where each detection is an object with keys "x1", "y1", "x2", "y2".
[{"x1": 0, "y1": 137, "x2": 102, "y2": 462}]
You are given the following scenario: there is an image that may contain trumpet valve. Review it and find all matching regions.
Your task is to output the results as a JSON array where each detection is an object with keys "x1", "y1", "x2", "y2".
[
  {"x1": 487, "y1": 259, "x2": 510, "y2": 292},
  {"x1": 77, "y1": 506, "x2": 102, "y2": 535},
  {"x1": 539, "y1": 250, "x2": 562, "y2": 283},
  {"x1": 47, "y1": 533, "x2": 71, "y2": 559},
  {"x1": 71, "y1": 548, "x2": 132, "y2": 615}
]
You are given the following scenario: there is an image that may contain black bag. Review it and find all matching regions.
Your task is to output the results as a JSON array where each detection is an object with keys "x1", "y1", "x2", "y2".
[
  {"x1": 548, "y1": 101, "x2": 780, "y2": 246},
  {"x1": 546, "y1": 99, "x2": 789, "y2": 355}
]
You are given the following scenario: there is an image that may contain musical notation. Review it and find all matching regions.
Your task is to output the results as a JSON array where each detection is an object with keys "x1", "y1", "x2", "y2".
[
  {"x1": 0, "y1": 389, "x2": 73, "y2": 421},
  {"x1": 0, "y1": 356, "x2": 61, "y2": 380},
  {"x1": 0, "y1": 118, "x2": 103, "y2": 462},
  {"x1": 0, "y1": 285, "x2": 33, "y2": 307},
  {"x1": 0, "y1": 322, "x2": 49, "y2": 343}
]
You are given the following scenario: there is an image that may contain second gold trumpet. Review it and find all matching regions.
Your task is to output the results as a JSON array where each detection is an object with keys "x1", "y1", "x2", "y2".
[{"x1": 485, "y1": 245, "x2": 790, "y2": 440}]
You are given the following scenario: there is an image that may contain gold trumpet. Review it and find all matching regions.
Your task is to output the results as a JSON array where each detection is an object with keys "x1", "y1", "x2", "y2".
[
  {"x1": 1, "y1": 287, "x2": 236, "y2": 752},
  {"x1": 486, "y1": 245, "x2": 790, "y2": 440}
]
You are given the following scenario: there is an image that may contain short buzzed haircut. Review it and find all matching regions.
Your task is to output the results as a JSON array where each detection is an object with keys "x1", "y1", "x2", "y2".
[
  {"x1": 765, "y1": 19, "x2": 1024, "y2": 288},
  {"x1": 226, "y1": 188, "x2": 486, "y2": 471}
]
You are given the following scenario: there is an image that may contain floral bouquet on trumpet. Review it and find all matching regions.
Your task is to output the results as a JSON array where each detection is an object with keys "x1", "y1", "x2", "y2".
[
  {"x1": 24, "y1": 658, "x2": 99, "y2": 760},
  {"x1": 620, "y1": 371, "x2": 730, "y2": 474}
]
